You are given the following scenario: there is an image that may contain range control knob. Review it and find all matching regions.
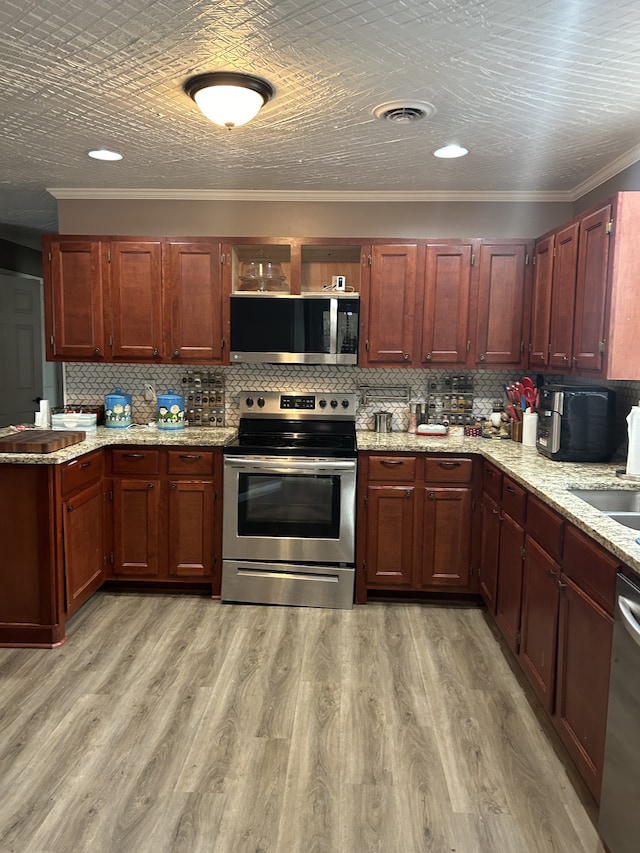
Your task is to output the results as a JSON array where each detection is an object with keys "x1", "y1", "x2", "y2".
[
  {"x1": 330, "y1": 399, "x2": 338, "y2": 408},
  {"x1": 341, "y1": 399, "x2": 350, "y2": 408},
  {"x1": 245, "y1": 396, "x2": 254, "y2": 407},
  {"x1": 257, "y1": 396, "x2": 265, "y2": 408},
  {"x1": 319, "y1": 398, "x2": 327, "y2": 409}
]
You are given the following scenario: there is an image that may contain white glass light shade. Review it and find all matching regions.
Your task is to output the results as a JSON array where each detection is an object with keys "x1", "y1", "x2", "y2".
[
  {"x1": 193, "y1": 85, "x2": 265, "y2": 128},
  {"x1": 184, "y1": 72, "x2": 274, "y2": 129}
]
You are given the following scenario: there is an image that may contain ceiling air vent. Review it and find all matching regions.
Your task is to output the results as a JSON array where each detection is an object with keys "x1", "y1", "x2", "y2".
[{"x1": 372, "y1": 100, "x2": 436, "y2": 124}]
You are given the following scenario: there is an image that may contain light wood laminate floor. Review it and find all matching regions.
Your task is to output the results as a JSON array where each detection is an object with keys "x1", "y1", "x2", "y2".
[{"x1": 0, "y1": 593, "x2": 606, "y2": 853}]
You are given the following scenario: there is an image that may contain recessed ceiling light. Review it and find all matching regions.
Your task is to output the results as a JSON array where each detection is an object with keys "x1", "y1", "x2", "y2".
[
  {"x1": 88, "y1": 149, "x2": 123, "y2": 161},
  {"x1": 433, "y1": 144, "x2": 469, "y2": 159}
]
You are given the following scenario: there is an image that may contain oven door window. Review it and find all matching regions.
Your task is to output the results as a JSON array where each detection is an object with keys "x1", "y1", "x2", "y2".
[{"x1": 238, "y1": 472, "x2": 340, "y2": 539}]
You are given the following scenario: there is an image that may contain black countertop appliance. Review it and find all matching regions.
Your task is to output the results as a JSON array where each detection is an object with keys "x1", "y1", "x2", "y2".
[{"x1": 535, "y1": 384, "x2": 616, "y2": 462}]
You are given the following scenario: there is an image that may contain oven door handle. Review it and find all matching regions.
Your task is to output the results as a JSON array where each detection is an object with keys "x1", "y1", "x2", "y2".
[{"x1": 224, "y1": 457, "x2": 356, "y2": 474}]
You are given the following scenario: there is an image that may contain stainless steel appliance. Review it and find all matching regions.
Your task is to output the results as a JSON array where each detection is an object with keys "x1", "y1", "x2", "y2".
[
  {"x1": 598, "y1": 571, "x2": 640, "y2": 853},
  {"x1": 229, "y1": 293, "x2": 359, "y2": 365},
  {"x1": 222, "y1": 391, "x2": 357, "y2": 609},
  {"x1": 535, "y1": 384, "x2": 616, "y2": 462}
]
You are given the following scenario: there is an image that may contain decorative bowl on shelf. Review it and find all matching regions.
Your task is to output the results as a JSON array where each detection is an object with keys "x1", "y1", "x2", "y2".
[{"x1": 239, "y1": 259, "x2": 286, "y2": 291}]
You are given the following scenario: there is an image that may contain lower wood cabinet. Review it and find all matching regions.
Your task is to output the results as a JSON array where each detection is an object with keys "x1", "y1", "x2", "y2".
[
  {"x1": 553, "y1": 526, "x2": 617, "y2": 801},
  {"x1": 109, "y1": 447, "x2": 222, "y2": 591},
  {"x1": 60, "y1": 449, "x2": 107, "y2": 617},
  {"x1": 480, "y1": 477, "x2": 616, "y2": 803},
  {"x1": 357, "y1": 453, "x2": 478, "y2": 600},
  {"x1": 518, "y1": 534, "x2": 560, "y2": 713}
]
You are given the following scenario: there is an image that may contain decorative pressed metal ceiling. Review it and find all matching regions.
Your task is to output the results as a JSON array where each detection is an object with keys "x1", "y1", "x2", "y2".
[{"x1": 2, "y1": 0, "x2": 640, "y2": 234}]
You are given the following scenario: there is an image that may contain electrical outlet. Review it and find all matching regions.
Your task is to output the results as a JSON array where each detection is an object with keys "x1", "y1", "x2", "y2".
[
  {"x1": 332, "y1": 275, "x2": 346, "y2": 291},
  {"x1": 143, "y1": 380, "x2": 156, "y2": 401}
]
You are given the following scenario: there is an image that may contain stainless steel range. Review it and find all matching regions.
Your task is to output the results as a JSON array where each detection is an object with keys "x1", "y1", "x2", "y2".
[{"x1": 222, "y1": 390, "x2": 357, "y2": 609}]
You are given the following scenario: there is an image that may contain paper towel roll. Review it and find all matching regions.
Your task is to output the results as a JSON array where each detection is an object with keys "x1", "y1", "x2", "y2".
[
  {"x1": 39, "y1": 399, "x2": 51, "y2": 428},
  {"x1": 626, "y1": 405, "x2": 640, "y2": 477},
  {"x1": 522, "y1": 412, "x2": 538, "y2": 447}
]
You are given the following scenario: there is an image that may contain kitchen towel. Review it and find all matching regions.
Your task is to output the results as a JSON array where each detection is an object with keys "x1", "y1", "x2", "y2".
[{"x1": 626, "y1": 405, "x2": 640, "y2": 477}]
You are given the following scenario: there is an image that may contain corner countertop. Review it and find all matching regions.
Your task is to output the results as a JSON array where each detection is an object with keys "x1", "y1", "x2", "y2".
[
  {"x1": 0, "y1": 425, "x2": 237, "y2": 465},
  {"x1": 2, "y1": 424, "x2": 639, "y2": 577},
  {"x1": 357, "y1": 430, "x2": 640, "y2": 577}
]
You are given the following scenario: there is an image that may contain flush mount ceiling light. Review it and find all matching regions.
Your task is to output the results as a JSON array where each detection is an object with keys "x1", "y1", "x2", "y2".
[
  {"x1": 184, "y1": 71, "x2": 274, "y2": 129},
  {"x1": 372, "y1": 100, "x2": 436, "y2": 124},
  {"x1": 88, "y1": 148, "x2": 123, "y2": 161},
  {"x1": 433, "y1": 144, "x2": 469, "y2": 159}
]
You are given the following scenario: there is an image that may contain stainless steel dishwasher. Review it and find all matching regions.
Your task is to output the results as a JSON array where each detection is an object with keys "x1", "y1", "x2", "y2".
[{"x1": 598, "y1": 571, "x2": 640, "y2": 853}]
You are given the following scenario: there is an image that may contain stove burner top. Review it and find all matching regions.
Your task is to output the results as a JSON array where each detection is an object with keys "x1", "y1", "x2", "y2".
[{"x1": 224, "y1": 406, "x2": 357, "y2": 459}]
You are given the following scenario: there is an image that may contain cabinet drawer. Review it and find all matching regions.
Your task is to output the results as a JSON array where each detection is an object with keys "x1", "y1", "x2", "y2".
[
  {"x1": 112, "y1": 449, "x2": 160, "y2": 475},
  {"x1": 482, "y1": 462, "x2": 503, "y2": 501},
  {"x1": 527, "y1": 494, "x2": 564, "y2": 561},
  {"x1": 563, "y1": 525, "x2": 619, "y2": 615},
  {"x1": 501, "y1": 476, "x2": 527, "y2": 524},
  {"x1": 425, "y1": 457, "x2": 473, "y2": 483},
  {"x1": 60, "y1": 450, "x2": 104, "y2": 496},
  {"x1": 368, "y1": 455, "x2": 417, "y2": 482},
  {"x1": 167, "y1": 450, "x2": 215, "y2": 476}
]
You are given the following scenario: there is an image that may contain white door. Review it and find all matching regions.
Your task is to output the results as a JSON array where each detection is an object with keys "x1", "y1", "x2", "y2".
[{"x1": 0, "y1": 274, "x2": 44, "y2": 427}]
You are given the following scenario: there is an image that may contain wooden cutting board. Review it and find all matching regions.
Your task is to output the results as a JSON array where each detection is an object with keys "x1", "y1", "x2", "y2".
[{"x1": 0, "y1": 429, "x2": 86, "y2": 453}]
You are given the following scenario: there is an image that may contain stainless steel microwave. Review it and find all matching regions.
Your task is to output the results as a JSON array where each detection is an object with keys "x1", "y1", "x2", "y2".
[{"x1": 230, "y1": 293, "x2": 359, "y2": 365}]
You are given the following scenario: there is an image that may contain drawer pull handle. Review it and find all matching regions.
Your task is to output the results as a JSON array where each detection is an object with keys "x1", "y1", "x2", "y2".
[
  {"x1": 485, "y1": 468, "x2": 495, "y2": 477},
  {"x1": 79, "y1": 461, "x2": 92, "y2": 469},
  {"x1": 437, "y1": 461, "x2": 461, "y2": 469},
  {"x1": 380, "y1": 459, "x2": 403, "y2": 466},
  {"x1": 123, "y1": 453, "x2": 145, "y2": 459},
  {"x1": 505, "y1": 486, "x2": 516, "y2": 494},
  {"x1": 179, "y1": 454, "x2": 202, "y2": 461}
]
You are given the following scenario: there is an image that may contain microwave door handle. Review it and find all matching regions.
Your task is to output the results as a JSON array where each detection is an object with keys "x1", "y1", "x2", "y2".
[{"x1": 329, "y1": 298, "x2": 338, "y2": 354}]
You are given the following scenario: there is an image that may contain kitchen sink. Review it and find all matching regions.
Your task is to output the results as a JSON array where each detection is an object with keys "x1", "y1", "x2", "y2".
[{"x1": 568, "y1": 488, "x2": 640, "y2": 529}]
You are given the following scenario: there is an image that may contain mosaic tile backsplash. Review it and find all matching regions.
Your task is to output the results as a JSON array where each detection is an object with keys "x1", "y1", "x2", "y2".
[{"x1": 64, "y1": 363, "x2": 640, "y2": 460}]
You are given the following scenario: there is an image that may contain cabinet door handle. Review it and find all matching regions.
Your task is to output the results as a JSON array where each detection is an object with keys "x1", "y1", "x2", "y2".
[
  {"x1": 152, "y1": 348, "x2": 160, "y2": 357},
  {"x1": 123, "y1": 453, "x2": 145, "y2": 459},
  {"x1": 437, "y1": 461, "x2": 461, "y2": 469},
  {"x1": 173, "y1": 349, "x2": 180, "y2": 358},
  {"x1": 403, "y1": 353, "x2": 410, "y2": 361},
  {"x1": 406, "y1": 490, "x2": 412, "y2": 498},
  {"x1": 557, "y1": 579, "x2": 566, "y2": 589},
  {"x1": 547, "y1": 568, "x2": 557, "y2": 578},
  {"x1": 380, "y1": 459, "x2": 403, "y2": 466},
  {"x1": 67, "y1": 504, "x2": 74, "y2": 512},
  {"x1": 425, "y1": 353, "x2": 432, "y2": 360},
  {"x1": 94, "y1": 347, "x2": 101, "y2": 356},
  {"x1": 170, "y1": 483, "x2": 177, "y2": 490},
  {"x1": 479, "y1": 353, "x2": 486, "y2": 361},
  {"x1": 492, "y1": 508, "x2": 500, "y2": 516},
  {"x1": 485, "y1": 468, "x2": 495, "y2": 477},
  {"x1": 179, "y1": 454, "x2": 202, "y2": 461},
  {"x1": 147, "y1": 483, "x2": 154, "y2": 489},
  {"x1": 428, "y1": 491, "x2": 435, "y2": 500}
]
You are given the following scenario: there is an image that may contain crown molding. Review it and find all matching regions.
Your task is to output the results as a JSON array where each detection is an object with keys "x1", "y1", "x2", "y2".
[
  {"x1": 47, "y1": 187, "x2": 572, "y2": 203},
  {"x1": 569, "y1": 142, "x2": 640, "y2": 201}
]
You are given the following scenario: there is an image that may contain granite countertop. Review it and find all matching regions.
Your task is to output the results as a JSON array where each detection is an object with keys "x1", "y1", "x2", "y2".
[
  {"x1": 2, "y1": 423, "x2": 639, "y2": 576},
  {"x1": 357, "y1": 429, "x2": 640, "y2": 577},
  {"x1": 0, "y1": 425, "x2": 237, "y2": 464}
]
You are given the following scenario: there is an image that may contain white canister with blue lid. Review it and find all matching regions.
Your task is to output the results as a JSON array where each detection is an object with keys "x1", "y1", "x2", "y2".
[
  {"x1": 105, "y1": 387, "x2": 132, "y2": 428},
  {"x1": 157, "y1": 389, "x2": 185, "y2": 430}
]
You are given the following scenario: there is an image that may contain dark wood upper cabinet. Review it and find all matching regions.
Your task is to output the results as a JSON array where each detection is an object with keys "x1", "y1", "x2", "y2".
[
  {"x1": 109, "y1": 240, "x2": 163, "y2": 360},
  {"x1": 475, "y1": 241, "x2": 531, "y2": 368},
  {"x1": 43, "y1": 237, "x2": 106, "y2": 360},
  {"x1": 548, "y1": 221, "x2": 579, "y2": 370},
  {"x1": 571, "y1": 203, "x2": 612, "y2": 373},
  {"x1": 164, "y1": 240, "x2": 224, "y2": 363},
  {"x1": 420, "y1": 242, "x2": 475, "y2": 367},
  {"x1": 529, "y1": 234, "x2": 554, "y2": 367},
  {"x1": 362, "y1": 243, "x2": 418, "y2": 365}
]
